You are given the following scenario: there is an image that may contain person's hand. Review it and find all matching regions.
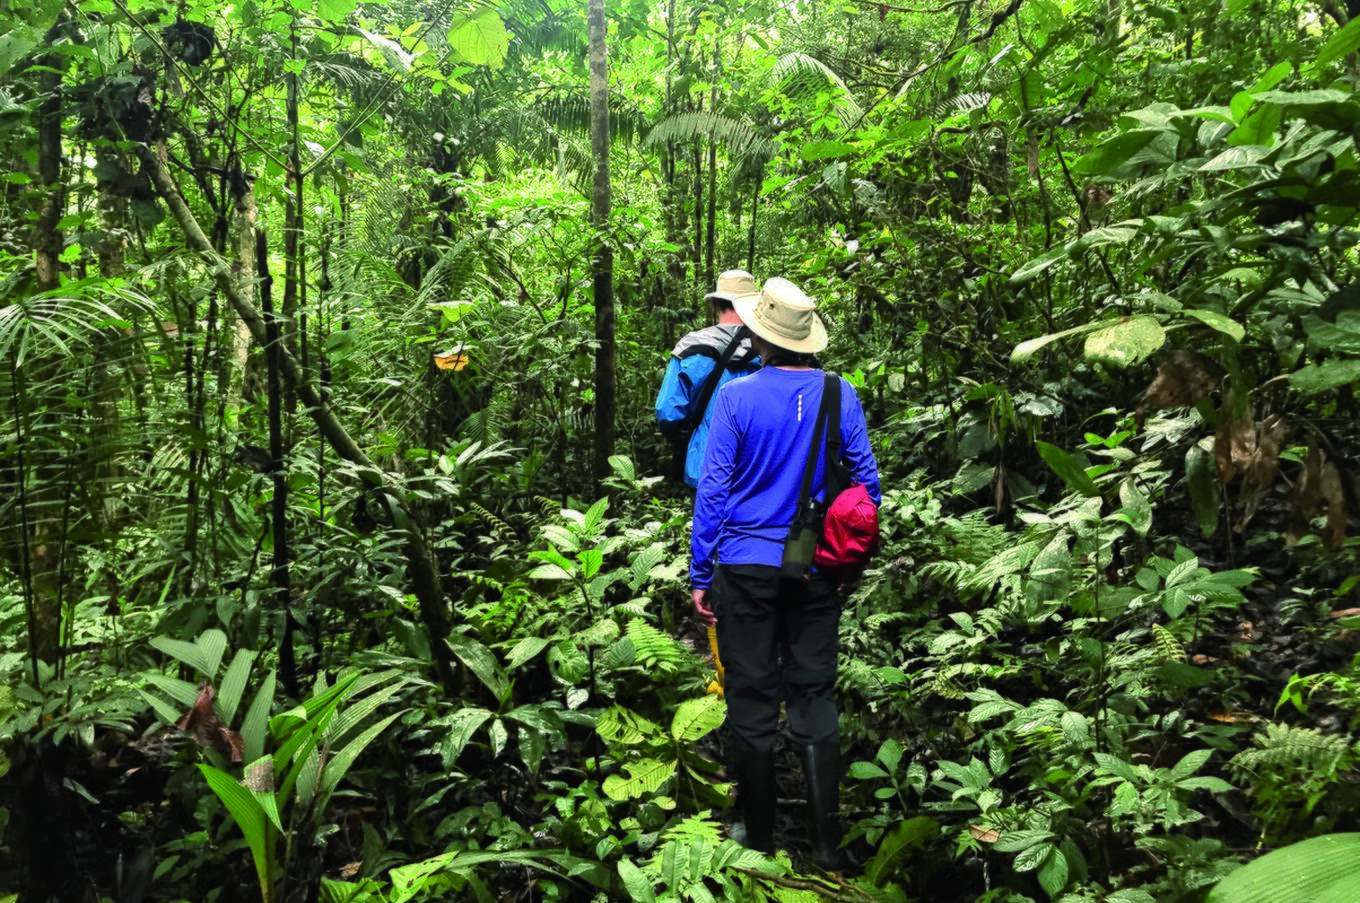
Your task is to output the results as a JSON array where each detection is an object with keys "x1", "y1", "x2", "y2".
[{"x1": 692, "y1": 588, "x2": 716, "y2": 627}]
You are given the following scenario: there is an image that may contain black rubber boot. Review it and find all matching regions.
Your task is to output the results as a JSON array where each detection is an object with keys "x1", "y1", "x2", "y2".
[
  {"x1": 733, "y1": 742, "x2": 776, "y2": 854},
  {"x1": 801, "y1": 739, "x2": 844, "y2": 871}
]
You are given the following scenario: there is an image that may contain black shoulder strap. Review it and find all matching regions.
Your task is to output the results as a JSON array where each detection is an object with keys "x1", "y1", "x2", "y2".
[
  {"x1": 795, "y1": 375, "x2": 835, "y2": 513},
  {"x1": 684, "y1": 326, "x2": 749, "y2": 432},
  {"x1": 824, "y1": 373, "x2": 842, "y2": 459}
]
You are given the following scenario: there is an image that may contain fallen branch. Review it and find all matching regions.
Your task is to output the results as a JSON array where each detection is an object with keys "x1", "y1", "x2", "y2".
[{"x1": 732, "y1": 867, "x2": 875, "y2": 901}]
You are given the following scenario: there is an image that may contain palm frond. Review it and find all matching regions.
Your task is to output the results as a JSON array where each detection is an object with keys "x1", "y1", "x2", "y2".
[
  {"x1": 644, "y1": 112, "x2": 775, "y2": 164},
  {"x1": 771, "y1": 52, "x2": 865, "y2": 129},
  {"x1": 929, "y1": 92, "x2": 994, "y2": 120}
]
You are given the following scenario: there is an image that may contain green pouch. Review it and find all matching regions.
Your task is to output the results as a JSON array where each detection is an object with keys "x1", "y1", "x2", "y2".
[{"x1": 781, "y1": 499, "x2": 825, "y2": 579}]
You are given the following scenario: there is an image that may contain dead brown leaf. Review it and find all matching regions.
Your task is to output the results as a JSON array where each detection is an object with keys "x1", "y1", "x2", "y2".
[
  {"x1": 1245, "y1": 414, "x2": 1284, "y2": 490},
  {"x1": 970, "y1": 825, "x2": 1000, "y2": 843},
  {"x1": 1288, "y1": 441, "x2": 1325, "y2": 545},
  {"x1": 339, "y1": 862, "x2": 362, "y2": 879},
  {"x1": 1328, "y1": 608, "x2": 1360, "y2": 619},
  {"x1": 1143, "y1": 350, "x2": 1220, "y2": 410},
  {"x1": 1207, "y1": 709, "x2": 1259, "y2": 723},
  {"x1": 433, "y1": 352, "x2": 470, "y2": 371},
  {"x1": 1215, "y1": 393, "x2": 1254, "y2": 484},
  {"x1": 176, "y1": 682, "x2": 245, "y2": 763}
]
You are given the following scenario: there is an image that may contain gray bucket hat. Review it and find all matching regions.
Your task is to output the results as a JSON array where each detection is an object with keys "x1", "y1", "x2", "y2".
[{"x1": 704, "y1": 269, "x2": 758, "y2": 303}]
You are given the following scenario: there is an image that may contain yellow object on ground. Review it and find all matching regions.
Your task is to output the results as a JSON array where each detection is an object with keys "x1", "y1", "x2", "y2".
[{"x1": 705, "y1": 625, "x2": 726, "y2": 697}]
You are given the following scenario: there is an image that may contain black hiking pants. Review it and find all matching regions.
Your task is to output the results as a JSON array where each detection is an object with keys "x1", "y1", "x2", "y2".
[{"x1": 712, "y1": 564, "x2": 841, "y2": 751}]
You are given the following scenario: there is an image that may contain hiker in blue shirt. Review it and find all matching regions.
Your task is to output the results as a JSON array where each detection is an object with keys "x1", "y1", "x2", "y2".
[
  {"x1": 690, "y1": 277, "x2": 881, "y2": 870},
  {"x1": 655, "y1": 270, "x2": 762, "y2": 487}
]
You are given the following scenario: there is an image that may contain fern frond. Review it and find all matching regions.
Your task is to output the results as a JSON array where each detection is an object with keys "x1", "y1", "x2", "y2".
[
  {"x1": 627, "y1": 620, "x2": 688, "y2": 672},
  {"x1": 659, "y1": 813, "x2": 725, "y2": 846},
  {"x1": 1151, "y1": 624, "x2": 1185, "y2": 663},
  {"x1": 1232, "y1": 724, "x2": 1351, "y2": 776},
  {"x1": 469, "y1": 502, "x2": 516, "y2": 544},
  {"x1": 962, "y1": 541, "x2": 1042, "y2": 596}
]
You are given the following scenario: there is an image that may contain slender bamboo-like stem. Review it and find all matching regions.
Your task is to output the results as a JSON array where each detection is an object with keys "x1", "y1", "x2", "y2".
[
  {"x1": 588, "y1": 0, "x2": 616, "y2": 491},
  {"x1": 12, "y1": 360, "x2": 40, "y2": 688}
]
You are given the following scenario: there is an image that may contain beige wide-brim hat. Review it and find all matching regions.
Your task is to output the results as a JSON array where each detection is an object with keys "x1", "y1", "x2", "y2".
[
  {"x1": 705, "y1": 269, "x2": 758, "y2": 303},
  {"x1": 733, "y1": 277, "x2": 828, "y2": 354}
]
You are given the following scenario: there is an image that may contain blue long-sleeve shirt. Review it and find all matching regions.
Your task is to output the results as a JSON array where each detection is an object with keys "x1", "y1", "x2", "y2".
[
  {"x1": 690, "y1": 368, "x2": 881, "y2": 589},
  {"x1": 655, "y1": 324, "x2": 760, "y2": 487}
]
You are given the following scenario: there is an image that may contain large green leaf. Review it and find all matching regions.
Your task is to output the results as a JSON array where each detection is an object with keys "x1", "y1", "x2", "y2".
[
  {"x1": 1009, "y1": 245, "x2": 1069, "y2": 285},
  {"x1": 0, "y1": 29, "x2": 39, "y2": 80},
  {"x1": 1119, "y1": 479, "x2": 1153, "y2": 536},
  {"x1": 1182, "y1": 309, "x2": 1245, "y2": 342},
  {"x1": 1199, "y1": 146, "x2": 1270, "y2": 171},
  {"x1": 200, "y1": 764, "x2": 273, "y2": 897},
  {"x1": 317, "y1": 0, "x2": 358, "y2": 23},
  {"x1": 151, "y1": 629, "x2": 227, "y2": 677},
  {"x1": 439, "y1": 707, "x2": 494, "y2": 767},
  {"x1": 1010, "y1": 321, "x2": 1104, "y2": 362},
  {"x1": 1208, "y1": 833, "x2": 1360, "y2": 902},
  {"x1": 446, "y1": 633, "x2": 509, "y2": 700},
  {"x1": 242, "y1": 672, "x2": 277, "y2": 765},
  {"x1": 1036, "y1": 442, "x2": 1100, "y2": 497},
  {"x1": 596, "y1": 705, "x2": 663, "y2": 745},
  {"x1": 1288, "y1": 359, "x2": 1360, "y2": 394},
  {"x1": 801, "y1": 139, "x2": 857, "y2": 161},
  {"x1": 218, "y1": 650, "x2": 257, "y2": 725},
  {"x1": 670, "y1": 694, "x2": 725, "y2": 743},
  {"x1": 1315, "y1": 19, "x2": 1360, "y2": 69},
  {"x1": 316, "y1": 710, "x2": 404, "y2": 803},
  {"x1": 389, "y1": 849, "x2": 595, "y2": 903},
  {"x1": 1072, "y1": 128, "x2": 1165, "y2": 176},
  {"x1": 1083, "y1": 317, "x2": 1166, "y2": 368},
  {"x1": 1186, "y1": 444, "x2": 1220, "y2": 538},
  {"x1": 617, "y1": 860, "x2": 656, "y2": 903},
  {"x1": 446, "y1": 8, "x2": 509, "y2": 68},
  {"x1": 1303, "y1": 311, "x2": 1360, "y2": 355},
  {"x1": 865, "y1": 816, "x2": 938, "y2": 887}
]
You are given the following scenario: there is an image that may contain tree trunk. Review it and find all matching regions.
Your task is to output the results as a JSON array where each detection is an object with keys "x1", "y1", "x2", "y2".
[
  {"x1": 138, "y1": 143, "x2": 458, "y2": 694},
  {"x1": 705, "y1": 40, "x2": 719, "y2": 288},
  {"x1": 692, "y1": 135, "x2": 703, "y2": 294},
  {"x1": 26, "y1": 38, "x2": 66, "y2": 663},
  {"x1": 747, "y1": 171, "x2": 760, "y2": 273},
  {"x1": 228, "y1": 170, "x2": 258, "y2": 410},
  {"x1": 258, "y1": 230, "x2": 299, "y2": 698},
  {"x1": 588, "y1": 0, "x2": 616, "y2": 490}
]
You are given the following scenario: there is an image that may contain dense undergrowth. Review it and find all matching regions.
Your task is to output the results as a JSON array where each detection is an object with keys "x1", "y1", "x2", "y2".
[{"x1": 2, "y1": 0, "x2": 1360, "y2": 900}]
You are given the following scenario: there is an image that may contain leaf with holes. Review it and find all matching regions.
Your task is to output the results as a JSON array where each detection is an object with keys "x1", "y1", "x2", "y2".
[
  {"x1": 671, "y1": 695, "x2": 724, "y2": 743},
  {"x1": 602, "y1": 758, "x2": 677, "y2": 800}
]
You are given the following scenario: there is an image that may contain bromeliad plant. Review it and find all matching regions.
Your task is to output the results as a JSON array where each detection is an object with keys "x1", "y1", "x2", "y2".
[{"x1": 141, "y1": 629, "x2": 410, "y2": 903}]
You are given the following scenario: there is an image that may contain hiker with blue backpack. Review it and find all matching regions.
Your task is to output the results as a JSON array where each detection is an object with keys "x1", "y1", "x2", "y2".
[
  {"x1": 689, "y1": 277, "x2": 881, "y2": 871},
  {"x1": 655, "y1": 270, "x2": 763, "y2": 488}
]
